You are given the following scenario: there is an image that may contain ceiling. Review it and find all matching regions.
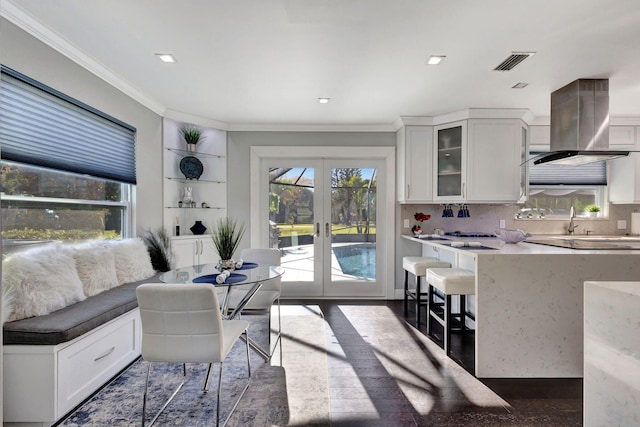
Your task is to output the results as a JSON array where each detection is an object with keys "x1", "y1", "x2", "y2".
[{"x1": 3, "y1": 0, "x2": 640, "y2": 129}]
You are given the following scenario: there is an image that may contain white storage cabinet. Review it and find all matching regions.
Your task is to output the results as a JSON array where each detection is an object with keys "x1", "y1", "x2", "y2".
[
  {"x1": 396, "y1": 125, "x2": 434, "y2": 203},
  {"x1": 3, "y1": 309, "x2": 141, "y2": 426},
  {"x1": 171, "y1": 235, "x2": 218, "y2": 268},
  {"x1": 433, "y1": 118, "x2": 525, "y2": 203}
]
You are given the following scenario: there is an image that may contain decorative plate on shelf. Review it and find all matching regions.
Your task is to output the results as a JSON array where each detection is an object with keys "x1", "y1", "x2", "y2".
[{"x1": 179, "y1": 156, "x2": 204, "y2": 180}]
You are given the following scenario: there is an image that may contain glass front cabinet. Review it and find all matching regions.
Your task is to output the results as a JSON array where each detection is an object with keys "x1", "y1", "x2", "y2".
[{"x1": 434, "y1": 120, "x2": 467, "y2": 201}]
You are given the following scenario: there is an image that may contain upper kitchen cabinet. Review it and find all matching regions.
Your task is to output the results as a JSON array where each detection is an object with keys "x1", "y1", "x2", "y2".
[
  {"x1": 609, "y1": 126, "x2": 639, "y2": 203},
  {"x1": 433, "y1": 118, "x2": 526, "y2": 203},
  {"x1": 433, "y1": 121, "x2": 466, "y2": 201},
  {"x1": 466, "y1": 119, "x2": 526, "y2": 203},
  {"x1": 396, "y1": 125, "x2": 434, "y2": 203},
  {"x1": 531, "y1": 124, "x2": 639, "y2": 203}
]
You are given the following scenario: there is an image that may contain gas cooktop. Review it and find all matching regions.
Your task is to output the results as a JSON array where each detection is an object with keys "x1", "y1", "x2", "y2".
[{"x1": 445, "y1": 231, "x2": 496, "y2": 238}]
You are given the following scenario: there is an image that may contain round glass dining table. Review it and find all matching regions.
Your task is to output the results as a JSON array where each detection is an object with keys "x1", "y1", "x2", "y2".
[{"x1": 159, "y1": 263, "x2": 284, "y2": 319}]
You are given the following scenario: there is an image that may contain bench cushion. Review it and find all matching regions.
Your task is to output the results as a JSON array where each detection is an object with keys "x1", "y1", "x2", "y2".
[{"x1": 3, "y1": 273, "x2": 163, "y2": 346}]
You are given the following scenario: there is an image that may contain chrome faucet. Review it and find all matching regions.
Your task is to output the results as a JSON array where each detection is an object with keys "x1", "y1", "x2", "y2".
[{"x1": 567, "y1": 206, "x2": 579, "y2": 235}]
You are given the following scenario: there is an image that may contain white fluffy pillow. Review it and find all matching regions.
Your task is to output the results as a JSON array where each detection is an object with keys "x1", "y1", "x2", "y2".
[
  {"x1": 2, "y1": 286, "x2": 15, "y2": 324},
  {"x1": 106, "y1": 238, "x2": 155, "y2": 285},
  {"x1": 2, "y1": 244, "x2": 86, "y2": 322},
  {"x1": 72, "y1": 241, "x2": 119, "y2": 297}
]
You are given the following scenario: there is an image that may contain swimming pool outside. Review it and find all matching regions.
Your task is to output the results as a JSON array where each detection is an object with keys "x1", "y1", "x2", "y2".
[{"x1": 280, "y1": 242, "x2": 376, "y2": 282}]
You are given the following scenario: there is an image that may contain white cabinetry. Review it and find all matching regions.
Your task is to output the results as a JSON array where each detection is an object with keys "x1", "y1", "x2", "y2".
[
  {"x1": 3, "y1": 309, "x2": 141, "y2": 425},
  {"x1": 467, "y1": 119, "x2": 526, "y2": 203},
  {"x1": 609, "y1": 125, "x2": 636, "y2": 148},
  {"x1": 163, "y1": 118, "x2": 227, "y2": 241},
  {"x1": 433, "y1": 121, "x2": 466, "y2": 201},
  {"x1": 396, "y1": 125, "x2": 433, "y2": 203},
  {"x1": 609, "y1": 126, "x2": 639, "y2": 203},
  {"x1": 433, "y1": 118, "x2": 525, "y2": 203},
  {"x1": 171, "y1": 235, "x2": 218, "y2": 268}
]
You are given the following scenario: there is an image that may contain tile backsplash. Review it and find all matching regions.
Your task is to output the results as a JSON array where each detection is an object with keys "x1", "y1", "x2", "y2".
[{"x1": 400, "y1": 203, "x2": 640, "y2": 236}]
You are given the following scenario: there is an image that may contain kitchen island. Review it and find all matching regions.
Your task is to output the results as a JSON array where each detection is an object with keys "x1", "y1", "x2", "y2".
[{"x1": 402, "y1": 234, "x2": 640, "y2": 378}]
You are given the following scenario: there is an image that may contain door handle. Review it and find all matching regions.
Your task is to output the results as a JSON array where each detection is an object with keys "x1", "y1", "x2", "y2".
[
  {"x1": 325, "y1": 222, "x2": 330, "y2": 238},
  {"x1": 315, "y1": 222, "x2": 320, "y2": 238}
]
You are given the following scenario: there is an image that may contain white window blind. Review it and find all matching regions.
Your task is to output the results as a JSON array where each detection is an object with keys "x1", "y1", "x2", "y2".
[
  {"x1": 0, "y1": 66, "x2": 137, "y2": 184},
  {"x1": 529, "y1": 152, "x2": 606, "y2": 186}
]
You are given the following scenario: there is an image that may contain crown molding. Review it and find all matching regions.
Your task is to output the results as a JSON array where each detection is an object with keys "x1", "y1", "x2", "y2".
[
  {"x1": 163, "y1": 109, "x2": 230, "y2": 131},
  {"x1": 1, "y1": 0, "x2": 166, "y2": 116},
  {"x1": 226, "y1": 122, "x2": 397, "y2": 132},
  {"x1": 610, "y1": 116, "x2": 640, "y2": 126},
  {"x1": 393, "y1": 116, "x2": 434, "y2": 129}
]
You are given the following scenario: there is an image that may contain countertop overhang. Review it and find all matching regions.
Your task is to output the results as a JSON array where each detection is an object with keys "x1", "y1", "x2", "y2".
[{"x1": 402, "y1": 234, "x2": 640, "y2": 254}]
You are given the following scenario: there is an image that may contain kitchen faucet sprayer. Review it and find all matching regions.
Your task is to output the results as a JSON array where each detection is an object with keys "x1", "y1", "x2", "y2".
[{"x1": 567, "y1": 206, "x2": 579, "y2": 235}]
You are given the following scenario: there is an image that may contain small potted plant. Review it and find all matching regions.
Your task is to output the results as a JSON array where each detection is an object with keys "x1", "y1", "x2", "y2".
[
  {"x1": 211, "y1": 217, "x2": 246, "y2": 270},
  {"x1": 585, "y1": 204, "x2": 601, "y2": 219},
  {"x1": 411, "y1": 211, "x2": 431, "y2": 236},
  {"x1": 179, "y1": 126, "x2": 205, "y2": 152}
]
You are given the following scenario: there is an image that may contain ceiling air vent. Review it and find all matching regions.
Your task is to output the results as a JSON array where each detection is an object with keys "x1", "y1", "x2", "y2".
[{"x1": 493, "y1": 52, "x2": 535, "y2": 71}]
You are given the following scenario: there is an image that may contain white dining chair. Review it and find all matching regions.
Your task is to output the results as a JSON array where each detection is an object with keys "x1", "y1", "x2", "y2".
[
  {"x1": 230, "y1": 248, "x2": 282, "y2": 360},
  {"x1": 136, "y1": 283, "x2": 251, "y2": 427}
]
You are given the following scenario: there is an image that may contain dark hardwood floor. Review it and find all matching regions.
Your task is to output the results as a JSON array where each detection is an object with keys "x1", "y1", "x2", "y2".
[{"x1": 282, "y1": 299, "x2": 583, "y2": 426}]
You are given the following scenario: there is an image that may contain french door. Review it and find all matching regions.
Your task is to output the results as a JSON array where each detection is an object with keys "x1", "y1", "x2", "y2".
[{"x1": 250, "y1": 147, "x2": 394, "y2": 298}]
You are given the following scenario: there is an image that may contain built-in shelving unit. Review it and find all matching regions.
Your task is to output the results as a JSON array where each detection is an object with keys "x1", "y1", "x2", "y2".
[{"x1": 162, "y1": 118, "x2": 227, "y2": 238}]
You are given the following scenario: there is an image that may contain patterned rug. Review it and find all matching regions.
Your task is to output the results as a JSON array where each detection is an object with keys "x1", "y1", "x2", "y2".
[{"x1": 60, "y1": 306, "x2": 329, "y2": 426}]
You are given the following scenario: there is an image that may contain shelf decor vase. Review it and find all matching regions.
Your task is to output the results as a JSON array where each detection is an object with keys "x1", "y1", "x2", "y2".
[
  {"x1": 217, "y1": 258, "x2": 236, "y2": 271},
  {"x1": 183, "y1": 186, "x2": 193, "y2": 205},
  {"x1": 190, "y1": 220, "x2": 207, "y2": 235}
]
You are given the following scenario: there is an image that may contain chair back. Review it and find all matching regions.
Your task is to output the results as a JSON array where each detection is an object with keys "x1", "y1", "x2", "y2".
[
  {"x1": 239, "y1": 248, "x2": 281, "y2": 293},
  {"x1": 136, "y1": 283, "x2": 225, "y2": 363}
]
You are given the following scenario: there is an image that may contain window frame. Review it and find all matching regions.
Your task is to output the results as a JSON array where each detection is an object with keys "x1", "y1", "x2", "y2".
[
  {"x1": 1, "y1": 161, "x2": 134, "y2": 242},
  {"x1": 517, "y1": 151, "x2": 609, "y2": 221}
]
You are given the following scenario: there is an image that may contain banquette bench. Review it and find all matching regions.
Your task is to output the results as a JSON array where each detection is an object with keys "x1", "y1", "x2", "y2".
[{"x1": 2, "y1": 238, "x2": 164, "y2": 426}]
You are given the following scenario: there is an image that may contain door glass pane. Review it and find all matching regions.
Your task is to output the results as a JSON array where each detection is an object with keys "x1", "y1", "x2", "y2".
[
  {"x1": 437, "y1": 126, "x2": 462, "y2": 196},
  {"x1": 269, "y1": 167, "x2": 315, "y2": 282},
  {"x1": 330, "y1": 168, "x2": 376, "y2": 282}
]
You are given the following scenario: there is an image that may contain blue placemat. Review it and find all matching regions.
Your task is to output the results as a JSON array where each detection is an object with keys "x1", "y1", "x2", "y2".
[
  {"x1": 193, "y1": 273, "x2": 247, "y2": 285},
  {"x1": 235, "y1": 262, "x2": 258, "y2": 270}
]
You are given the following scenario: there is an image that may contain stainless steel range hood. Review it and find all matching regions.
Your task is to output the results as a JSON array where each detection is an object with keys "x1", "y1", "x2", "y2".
[{"x1": 533, "y1": 79, "x2": 629, "y2": 165}]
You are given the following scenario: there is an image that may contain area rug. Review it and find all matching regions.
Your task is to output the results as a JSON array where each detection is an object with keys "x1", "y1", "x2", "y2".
[{"x1": 60, "y1": 306, "x2": 329, "y2": 426}]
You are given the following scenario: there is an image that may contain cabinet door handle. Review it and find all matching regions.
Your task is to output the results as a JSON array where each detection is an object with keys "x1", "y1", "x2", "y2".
[
  {"x1": 325, "y1": 222, "x2": 330, "y2": 238},
  {"x1": 314, "y1": 222, "x2": 320, "y2": 238},
  {"x1": 407, "y1": 184, "x2": 410, "y2": 198},
  {"x1": 94, "y1": 346, "x2": 115, "y2": 362}
]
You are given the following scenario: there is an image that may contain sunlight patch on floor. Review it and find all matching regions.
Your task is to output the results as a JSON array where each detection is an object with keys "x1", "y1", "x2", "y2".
[{"x1": 338, "y1": 304, "x2": 511, "y2": 412}]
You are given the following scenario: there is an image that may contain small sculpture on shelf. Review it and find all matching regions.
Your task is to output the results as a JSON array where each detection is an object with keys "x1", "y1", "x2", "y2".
[
  {"x1": 190, "y1": 220, "x2": 207, "y2": 235},
  {"x1": 183, "y1": 186, "x2": 193, "y2": 206}
]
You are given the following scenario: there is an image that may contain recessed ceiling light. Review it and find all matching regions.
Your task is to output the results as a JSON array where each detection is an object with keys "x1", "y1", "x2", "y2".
[
  {"x1": 318, "y1": 98, "x2": 331, "y2": 104},
  {"x1": 427, "y1": 55, "x2": 446, "y2": 65},
  {"x1": 155, "y1": 53, "x2": 176, "y2": 63},
  {"x1": 512, "y1": 82, "x2": 529, "y2": 89}
]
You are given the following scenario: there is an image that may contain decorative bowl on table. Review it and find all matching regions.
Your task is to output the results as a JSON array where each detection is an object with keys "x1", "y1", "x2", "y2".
[{"x1": 495, "y1": 228, "x2": 530, "y2": 243}]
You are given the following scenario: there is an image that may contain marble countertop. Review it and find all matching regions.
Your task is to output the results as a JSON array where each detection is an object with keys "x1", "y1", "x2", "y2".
[{"x1": 401, "y1": 234, "x2": 640, "y2": 255}]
